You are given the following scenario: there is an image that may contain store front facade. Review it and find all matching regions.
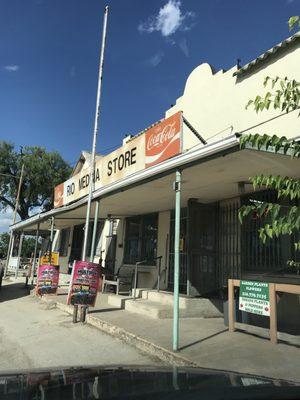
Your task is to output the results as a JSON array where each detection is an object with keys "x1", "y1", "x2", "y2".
[{"x1": 7, "y1": 33, "x2": 300, "y2": 316}]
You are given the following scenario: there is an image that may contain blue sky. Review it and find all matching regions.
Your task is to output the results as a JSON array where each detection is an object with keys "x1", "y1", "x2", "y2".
[{"x1": 0, "y1": 0, "x2": 299, "y2": 230}]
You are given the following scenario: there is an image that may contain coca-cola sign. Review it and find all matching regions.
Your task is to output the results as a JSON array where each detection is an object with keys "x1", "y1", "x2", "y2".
[{"x1": 145, "y1": 111, "x2": 182, "y2": 168}]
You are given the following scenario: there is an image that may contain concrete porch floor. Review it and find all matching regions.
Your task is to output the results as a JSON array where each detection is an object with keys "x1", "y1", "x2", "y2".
[{"x1": 39, "y1": 287, "x2": 300, "y2": 383}]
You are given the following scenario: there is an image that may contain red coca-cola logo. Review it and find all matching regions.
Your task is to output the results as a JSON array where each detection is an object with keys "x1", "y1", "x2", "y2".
[
  {"x1": 145, "y1": 111, "x2": 181, "y2": 168},
  {"x1": 146, "y1": 122, "x2": 176, "y2": 151}
]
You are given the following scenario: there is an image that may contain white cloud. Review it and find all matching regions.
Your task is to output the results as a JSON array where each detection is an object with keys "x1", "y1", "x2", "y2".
[
  {"x1": 138, "y1": 0, "x2": 195, "y2": 37},
  {"x1": 145, "y1": 51, "x2": 164, "y2": 67},
  {"x1": 3, "y1": 65, "x2": 20, "y2": 72},
  {"x1": 179, "y1": 37, "x2": 189, "y2": 57}
]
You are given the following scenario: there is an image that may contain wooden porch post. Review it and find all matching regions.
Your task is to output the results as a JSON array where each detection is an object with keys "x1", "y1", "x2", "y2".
[
  {"x1": 269, "y1": 283, "x2": 278, "y2": 344},
  {"x1": 228, "y1": 279, "x2": 235, "y2": 332}
]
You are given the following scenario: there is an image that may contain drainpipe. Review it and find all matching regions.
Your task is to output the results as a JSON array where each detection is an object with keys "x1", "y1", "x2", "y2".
[
  {"x1": 90, "y1": 200, "x2": 100, "y2": 261},
  {"x1": 173, "y1": 170, "x2": 181, "y2": 351}
]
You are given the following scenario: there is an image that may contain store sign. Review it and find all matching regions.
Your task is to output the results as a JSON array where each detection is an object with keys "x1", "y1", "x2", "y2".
[
  {"x1": 67, "y1": 261, "x2": 101, "y2": 307},
  {"x1": 40, "y1": 252, "x2": 59, "y2": 266},
  {"x1": 36, "y1": 264, "x2": 60, "y2": 296},
  {"x1": 60, "y1": 162, "x2": 102, "y2": 206},
  {"x1": 101, "y1": 134, "x2": 145, "y2": 186},
  {"x1": 54, "y1": 183, "x2": 64, "y2": 208},
  {"x1": 145, "y1": 111, "x2": 182, "y2": 168},
  {"x1": 239, "y1": 280, "x2": 270, "y2": 316},
  {"x1": 54, "y1": 112, "x2": 182, "y2": 207}
]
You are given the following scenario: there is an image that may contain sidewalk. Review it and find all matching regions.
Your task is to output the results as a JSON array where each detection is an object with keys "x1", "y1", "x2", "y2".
[{"x1": 39, "y1": 287, "x2": 300, "y2": 383}]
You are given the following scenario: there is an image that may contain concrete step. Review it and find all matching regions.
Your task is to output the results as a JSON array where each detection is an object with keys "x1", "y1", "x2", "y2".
[
  {"x1": 124, "y1": 298, "x2": 174, "y2": 319},
  {"x1": 124, "y1": 296, "x2": 223, "y2": 319},
  {"x1": 107, "y1": 294, "x2": 133, "y2": 308},
  {"x1": 141, "y1": 290, "x2": 223, "y2": 317},
  {"x1": 141, "y1": 290, "x2": 187, "y2": 308}
]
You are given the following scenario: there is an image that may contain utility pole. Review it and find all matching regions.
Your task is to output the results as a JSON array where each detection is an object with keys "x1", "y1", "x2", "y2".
[
  {"x1": 82, "y1": 6, "x2": 109, "y2": 261},
  {"x1": 4, "y1": 164, "x2": 25, "y2": 278}
]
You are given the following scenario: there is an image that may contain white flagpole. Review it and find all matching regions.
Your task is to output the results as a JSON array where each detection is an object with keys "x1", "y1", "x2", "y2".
[{"x1": 82, "y1": 6, "x2": 109, "y2": 261}]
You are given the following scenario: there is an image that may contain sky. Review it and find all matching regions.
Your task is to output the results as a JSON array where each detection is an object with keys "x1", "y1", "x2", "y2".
[{"x1": 0, "y1": 0, "x2": 299, "y2": 231}]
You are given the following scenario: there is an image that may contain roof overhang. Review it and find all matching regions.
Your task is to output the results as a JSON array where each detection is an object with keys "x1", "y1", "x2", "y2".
[{"x1": 11, "y1": 135, "x2": 300, "y2": 232}]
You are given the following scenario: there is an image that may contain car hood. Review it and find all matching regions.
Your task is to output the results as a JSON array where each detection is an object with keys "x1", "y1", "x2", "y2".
[{"x1": 0, "y1": 365, "x2": 299, "y2": 400}]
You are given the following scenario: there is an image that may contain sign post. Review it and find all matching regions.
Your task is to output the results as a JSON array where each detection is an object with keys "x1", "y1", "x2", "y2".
[{"x1": 67, "y1": 261, "x2": 101, "y2": 323}]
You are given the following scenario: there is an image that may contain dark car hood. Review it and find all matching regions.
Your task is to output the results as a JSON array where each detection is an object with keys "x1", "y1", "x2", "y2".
[{"x1": 0, "y1": 365, "x2": 299, "y2": 400}]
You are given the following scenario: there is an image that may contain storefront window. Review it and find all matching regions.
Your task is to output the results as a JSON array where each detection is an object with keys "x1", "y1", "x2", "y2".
[{"x1": 124, "y1": 213, "x2": 158, "y2": 265}]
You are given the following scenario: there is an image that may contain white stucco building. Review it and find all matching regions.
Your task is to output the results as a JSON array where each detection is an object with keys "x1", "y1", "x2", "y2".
[{"x1": 8, "y1": 32, "x2": 300, "y2": 329}]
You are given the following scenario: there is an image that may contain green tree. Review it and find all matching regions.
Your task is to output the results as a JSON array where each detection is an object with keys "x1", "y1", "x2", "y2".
[
  {"x1": 0, "y1": 143, "x2": 71, "y2": 220},
  {"x1": 0, "y1": 233, "x2": 9, "y2": 259},
  {"x1": 239, "y1": 18, "x2": 300, "y2": 269},
  {"x1": 0, "y1": 232, "x2": 40, "y2": 259}
]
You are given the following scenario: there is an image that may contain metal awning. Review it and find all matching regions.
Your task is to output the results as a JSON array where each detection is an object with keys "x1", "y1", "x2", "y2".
[{"x1": 11, "y1": 135, "x2": 300, "y2": 232}]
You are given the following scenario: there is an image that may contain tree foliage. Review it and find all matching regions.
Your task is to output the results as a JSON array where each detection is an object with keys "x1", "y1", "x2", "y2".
[
  {"x1": 0, "y1": 232, "x2": 40, "y2": 259},
  {"x1": 0, "y1": 142, "x2": 72, "y2": 220},
  {"x1": 288, "y1": 15, "x2": 300, "y2": 31},
  {"x1": 239, "y1": 16, "x2": 300, "y2": 268},
  {"x1": 239, "y1": 133, "x2": 300, "y2": 267},
  {"x1": 245, "y1": 76, "x2": 300, "y2": 115}
]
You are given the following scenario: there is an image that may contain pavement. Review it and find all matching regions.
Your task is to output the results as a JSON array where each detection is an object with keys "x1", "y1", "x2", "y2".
[
  {"x1": 0, "y1": 279, "x2": 162, "y2": 372},
  {"x1": 2, "y1": 277, "x2": 300, "y2": 383}
]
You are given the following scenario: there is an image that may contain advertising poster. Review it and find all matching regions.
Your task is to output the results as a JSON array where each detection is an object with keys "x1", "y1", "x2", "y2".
[
  {"x1": 239, "y1": 280, "x2": 270, "y2": 316},
  {"x1": 145, "y1": 111, "x2": 182, "y2": 168},
  {"x1": 40, "y1": 252, "x2": 59, "y2": 266},
  {"x1": 36, "y1": 264, "x2": 60, "y2": 296},
  {"x1": 67, "y1": 261, "x2": 101, "y2": 307}
]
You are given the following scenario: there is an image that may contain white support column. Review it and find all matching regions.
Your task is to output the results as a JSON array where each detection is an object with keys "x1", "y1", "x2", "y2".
[{"x1": 15, "y1": 232, "x2": 24, "y2": 279}]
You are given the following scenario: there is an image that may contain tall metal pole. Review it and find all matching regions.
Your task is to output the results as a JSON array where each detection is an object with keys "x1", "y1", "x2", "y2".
[
  {"x1": 49, "y1": 217, "x2": 55, "y2": 265},
  {"x1": 173, "y1": 170, "x2": 181, "y2": 351},
  {"x1": 4, "y1": 163, "x2": 25, "y2": 278},
  {"x1": 82, "y1": 6, "x2": 109, "y2": 261},
  {"x1": 90, "y1": 201, "x2": 100, "y2": 261},
  {"x1": 31, "y1": 223, "x2": 40, "y2": 285}
]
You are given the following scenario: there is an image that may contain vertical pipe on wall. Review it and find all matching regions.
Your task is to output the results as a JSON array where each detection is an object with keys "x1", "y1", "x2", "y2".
[
  {"x1": 173, "y1": 170, "x2": 181, "y2": 352},
  {"x1": 90, "y1": 201, "x2": 100, "y2": 261}
]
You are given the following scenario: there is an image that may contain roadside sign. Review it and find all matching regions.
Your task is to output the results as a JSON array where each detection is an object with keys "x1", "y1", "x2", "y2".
[
  {"x1": 36, "y1": 264, "x2": 60, "y2": 296},
  {"x1": 67, "y1": 261, "x2": 101, "y2": 307},
  {"x1": 239, "y1": 280, "x2": 270, "y2": 316},
  {"x1": 40, "y1": 252, "x2": 59, "y2": 266}
]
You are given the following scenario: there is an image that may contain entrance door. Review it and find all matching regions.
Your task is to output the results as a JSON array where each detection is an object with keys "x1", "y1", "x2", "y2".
[
  {"x1": 69, "y1": 224, "x2": 84, "y2": 263},
  {"x1": 188, "y1": 200, "x2": 218, "y2": 297}
]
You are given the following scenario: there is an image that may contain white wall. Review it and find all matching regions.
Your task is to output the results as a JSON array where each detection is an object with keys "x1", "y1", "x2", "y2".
[{"x1": 167, "y1": 41, "x2": 300, "y2": 151}]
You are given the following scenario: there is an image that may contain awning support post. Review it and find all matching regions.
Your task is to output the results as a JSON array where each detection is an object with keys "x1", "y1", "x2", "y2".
[
  {"x1": 31, "y1": 223, "x2": 40, "y2": 285},
  {"x1": 49, "y1": 217, "x2": 55, "y2": 264},
  {"x1": 15, "y1": 232, "x2": 24, "y2": 279},
  {"x1": 173, "y1": 169, "x2": 181, "y2": 352},
  {"x1": 4, "y1": 233, "x2": 14, "y2": 278},
  {"x1": 90, "y1": 200, "x2": 100, "y2": 262}
]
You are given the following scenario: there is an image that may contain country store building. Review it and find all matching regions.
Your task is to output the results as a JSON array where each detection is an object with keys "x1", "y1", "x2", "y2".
[{"x1": 8, "y1": 32, "x2": 300, "y2": 330}]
